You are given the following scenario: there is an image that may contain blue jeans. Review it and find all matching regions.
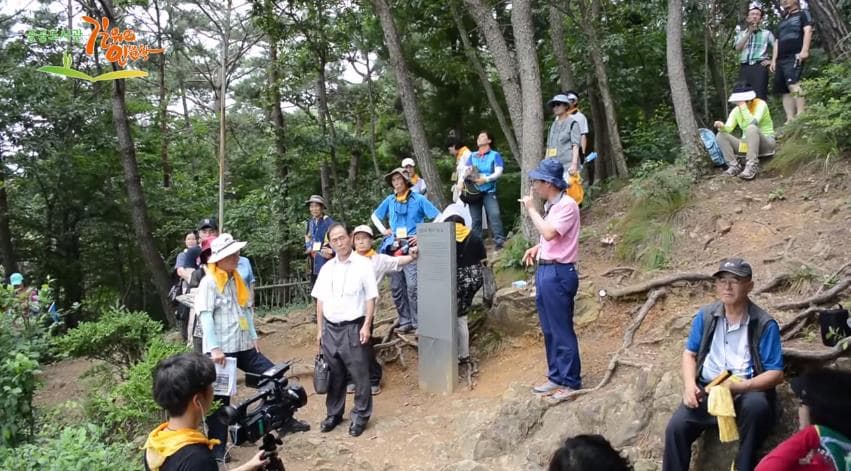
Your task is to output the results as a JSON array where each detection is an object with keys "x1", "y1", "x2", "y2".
[
  {"x1": 390, "y1": 263, "x2": 419, "y2": 328},
  {"x1": 469, "y1": 192, "x2": 505, "y2": 246},
  {"x1": 534, "y1": 263, "x2": 581, "y2": 389}
]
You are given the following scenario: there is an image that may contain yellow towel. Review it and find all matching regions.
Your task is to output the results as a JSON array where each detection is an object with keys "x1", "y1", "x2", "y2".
[
  {"x1": 707, "y1": 383, "x2": 739, "y2": 442},
  {"x1": 207, "y1": 263, "x2": 249, "y2": 307},
  {"x1": 142, "y1": 423, "x2": 220, "y2": 471},
  {"x1": 455, "y1": 223, "x2": 471, "y2": 243}
]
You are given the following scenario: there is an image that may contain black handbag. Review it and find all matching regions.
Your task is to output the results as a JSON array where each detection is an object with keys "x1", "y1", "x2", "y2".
[
  {"x1": 819, "y1": 305, "x2": 851, "y2": 347},
  {"x1": 313, "y1": 352, "x2": 330, "y2": 394},
  {"x1": 459, "y1": 180, "x2": 484, "y2": 205}
]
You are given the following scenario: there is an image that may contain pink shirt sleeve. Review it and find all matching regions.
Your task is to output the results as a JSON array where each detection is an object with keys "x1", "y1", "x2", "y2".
[{"x1": 550, "y1": 198, "x2": 579, "y2": 236}]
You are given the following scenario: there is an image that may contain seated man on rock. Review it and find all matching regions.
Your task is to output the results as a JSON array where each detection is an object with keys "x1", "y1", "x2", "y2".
[
  {"x1": 663, "y1": 258, "x2": 784, "y2": 471},
  {"x1": 714, "y1": 83, "x2": 775, "y2": 180}
]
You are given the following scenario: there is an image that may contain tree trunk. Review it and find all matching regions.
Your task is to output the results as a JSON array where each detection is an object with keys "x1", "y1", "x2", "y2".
[
  {"x1": 588, "y1": 76, "x2": 612, "y2": 185},
  {"x1": 154, "y1": 0, "x2": 171, "y2": 188},
  {"x1": 579, "y1": 0, "x2": 629, "y2": 178},
  {"x1": 0, "y1": 165, "x2": 18, "y2": 275},
  {"x1": 348, "y1": 150, "x2": 361, "y2": 187},
  {"x1": 808, "y1": 0, "x2": 851, "y2": 59},
  {"x1": 97, "y1": 0, "x2": 174, "y2": 324},
  {"x1": 549, "y1": 3, "x2": 577, "y2": 92},
  {"x1": 268, "y1": 40, "x2": 291, "y2": 281},
  {"x1": 370, "y1": 0, "x2": 447, "y2": 209},
  {"x1": 666, "y1": 0, "x2": 707, "y2": 173},
  {"x1": 462, "y1": 0, "x2": 524, "y2": 145},
  {"x1": 363, "y1": 51, "x2": 381, "y2": 177},
  {"x1": 110, "y1": 79, "x2": 174, "y2": 324},
  {"x1": 449, "y1": 0, "x2": 520, "y2": 163},
  {"x1": 316, "y1": 64, "x2": 339, "y2": 189}
]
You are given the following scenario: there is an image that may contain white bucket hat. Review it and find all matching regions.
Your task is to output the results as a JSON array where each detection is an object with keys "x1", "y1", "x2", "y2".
[
  {"x1": 208, "y1": 233, "x2": 247, "y2": 264},
  {"x1": 728, "y1": 84, "x2": 757, "y2": 103},
  {"x1": 401, "y1": 158, "x2": 415, "y2": 168}
]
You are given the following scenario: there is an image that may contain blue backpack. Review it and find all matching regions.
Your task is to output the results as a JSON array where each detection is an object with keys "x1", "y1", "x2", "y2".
[{"x1": 699, "y1": 128, "x2": 726, "y2": 167}]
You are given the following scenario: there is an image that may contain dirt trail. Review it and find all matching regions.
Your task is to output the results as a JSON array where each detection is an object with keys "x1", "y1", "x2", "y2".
[{"x1": 34, "y1": 162, "x2": 851, "y2": 470}]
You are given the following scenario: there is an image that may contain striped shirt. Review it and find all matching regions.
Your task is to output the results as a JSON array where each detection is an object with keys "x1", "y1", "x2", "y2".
[
  {"x1": 195, "y1": 275, "x2": 256, "y2": 354},
  {"x1": 735, "y1": 27, "x2": 775, "y2": 65}
]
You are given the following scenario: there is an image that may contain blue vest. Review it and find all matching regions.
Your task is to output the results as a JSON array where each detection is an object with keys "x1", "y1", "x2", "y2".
[{"x1": 468, "y1": 149, "x2": 502, "y2": 193}]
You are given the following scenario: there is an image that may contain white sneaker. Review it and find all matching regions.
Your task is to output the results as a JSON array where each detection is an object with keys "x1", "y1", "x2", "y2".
[{"x1": 532, "y1": 380, "x2": 561, "y2": 394}]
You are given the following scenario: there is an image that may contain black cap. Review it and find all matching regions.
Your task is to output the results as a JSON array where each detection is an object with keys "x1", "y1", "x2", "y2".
[
  {"x1": 197, "y1": 218, "x2": 218, "y2": 231},
  {"x1": 712, "y1": 258, "x2": 753, "y2": 278}
]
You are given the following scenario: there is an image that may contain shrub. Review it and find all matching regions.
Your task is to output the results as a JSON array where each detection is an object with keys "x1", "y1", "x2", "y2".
[
  {"x1": 0, "y1": 423, "x2": 136, "y2": 471},
  {"x1": 616, "y1": 163, "x2": 692, "y2": 270},
  {"x1": 84, "y1": 338, "x2": 187, "y2": 441},
  {"x1": 494, "y1": 234, "x2": 532, "y2": 271},
  {"x1": 53, "y1": 304, "x2": 163, "y2": 375},
  {"x1": 0, "y1": 310, "x2": 45, "y2": 447},
  {"x1": 767, "y1": 60, "x2": 851, "y2": 172}
]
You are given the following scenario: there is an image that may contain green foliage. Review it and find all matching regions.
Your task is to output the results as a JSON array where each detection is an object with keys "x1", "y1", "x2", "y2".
[
  {"x1": 0, "y1": 280, "x2": 58, "y2": 446},
  {"x1": 84, "y1": 338, "x2": 187, "y2": 441},
  {"x1": 0, "y1": 316, "x2": 42, "y2": 447},
  {"x1": 0, "y1": 423, "x2": 135, "y2": 471},
  {"x1": 767, "y1": 189, "x2": 786, "y2": 202},
  {"x1": 767, "y1": 60, "x2": 851, "y2": 172},
  {"x1": 53, "y1": 305, "x2": 163, "y2": 374},
  {"x1": 494, "y1": 235, "x2": 532, "y2": 272},
  {"x1": 621, "y1": 105, "x2": 680, "y2": 164},
  {"x1": 787, "y1": 263, "x2": 819, "y2": 294},
  {"x1": 616, "y1": 164, "x2": 692, "y2": 270}
]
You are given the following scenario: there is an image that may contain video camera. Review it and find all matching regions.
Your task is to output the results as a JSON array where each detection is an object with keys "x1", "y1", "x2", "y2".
[{"x1": 221, "y1": 362, "x2": 307, "y2": 446}]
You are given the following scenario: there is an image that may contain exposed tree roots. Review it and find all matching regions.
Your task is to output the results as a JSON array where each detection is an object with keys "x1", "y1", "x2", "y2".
[{"x1": 599, "y1": 273, "x2": 713, "y2": 300}]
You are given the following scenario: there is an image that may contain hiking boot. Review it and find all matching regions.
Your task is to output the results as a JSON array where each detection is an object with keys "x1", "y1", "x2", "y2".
[
  {"x1": 723, "y1": 162, "x2": 742, "y2": 176},
  {"x1": 738, "y1": 162, "x2": 759, "y2": 180},
  {"x1": 371, "y1": 385, "x2": 381, "y2": 395}
]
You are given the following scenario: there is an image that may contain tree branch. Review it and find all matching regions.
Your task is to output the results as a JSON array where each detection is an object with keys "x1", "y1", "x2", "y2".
[
  {"x1": 599, "y1": 273, "x2": 714, "y2": 299},
  {"x1": 775, "y1": 277, "x2": 851, "y2": 311}
]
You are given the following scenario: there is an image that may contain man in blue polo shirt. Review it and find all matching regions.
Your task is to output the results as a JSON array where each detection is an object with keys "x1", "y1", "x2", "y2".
[
  {"x1": 663, "y1": 258, "x2": 783, "y2": 471},
  {"x1": 371, "y1": 168, "x2": 440, "y2": 333}
]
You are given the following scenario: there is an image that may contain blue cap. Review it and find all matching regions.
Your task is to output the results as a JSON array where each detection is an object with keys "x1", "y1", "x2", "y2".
[
  {"x1": 528, "y1": 159, "x2": 569, "y2": 190},
  {"x1": 10, "y1": 273, "x2": 23, "y2": 286}
]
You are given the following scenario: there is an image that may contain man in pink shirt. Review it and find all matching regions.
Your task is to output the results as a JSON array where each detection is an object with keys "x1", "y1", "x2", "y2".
[{"x1": 521, "y1": 158, "x2": 582, "y2": 401}]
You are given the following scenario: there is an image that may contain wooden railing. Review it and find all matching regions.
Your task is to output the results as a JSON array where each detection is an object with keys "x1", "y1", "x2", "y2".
[{"x1": 254, "y1": 276, "x2": 312, "y2": 310}]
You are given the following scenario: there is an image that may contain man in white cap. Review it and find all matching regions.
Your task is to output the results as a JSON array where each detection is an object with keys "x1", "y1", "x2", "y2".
[
  {"x1": 196, "y1": 233, "x2": 308, "y2": 461},
  {"x1": 401, "y1": 158, "x2": 427, "y2": 195},
  {"x1": 714, "y1": 83, "x2": 775, "y2": 180},
  {"x1": 348, "y1": 224, "x2": 418, "y2": 395}
]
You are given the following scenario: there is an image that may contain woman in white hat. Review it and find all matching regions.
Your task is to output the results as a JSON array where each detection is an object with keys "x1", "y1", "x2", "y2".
[
  {"x1": 714, "y1": 83, "x2": 775, "y2": 180},
  {"x1": 401, "y1": 158, "x2": 427, "y2": 195}
]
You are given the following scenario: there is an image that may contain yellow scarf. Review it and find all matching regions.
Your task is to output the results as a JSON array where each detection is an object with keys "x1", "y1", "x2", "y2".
[
  {"x1": 361, "y1": 248, "x2": 377, "y2": 258},
  {"x1": 207, "y1": 263, "x2": 249, "y2": 307},
  {"x1": 410, "y1": 173, "x2": 420, "y2": 185},
  {"x1": 455, "y1": 223, "x2": 471, "y2": 243},
  {"x1": 395, "y1": 190, "x2": 411, "y2": 202},
  {"x1": 143, "y1": 423, "x2": 221, "y2": 471}
]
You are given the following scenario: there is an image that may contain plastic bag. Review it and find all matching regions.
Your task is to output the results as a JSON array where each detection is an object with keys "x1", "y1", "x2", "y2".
[{"x1": 566, "y1": 174, "x2": 584, "y2": 205}]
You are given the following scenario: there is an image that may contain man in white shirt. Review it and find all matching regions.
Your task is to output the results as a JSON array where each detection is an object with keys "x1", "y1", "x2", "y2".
[{"x1": 312, "y1": 223, "x2": 379, "y2": 437}]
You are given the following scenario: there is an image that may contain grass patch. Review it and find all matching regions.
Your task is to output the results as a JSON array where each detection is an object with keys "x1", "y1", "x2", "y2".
[
  {"x1": 787, "y1": 263, "x2": 820, "y2": 294},
  {"x1": 764, "y1": 136, "x2": 838, "y2": 173},
  {"x1": 615, "y1": 164, "x2": 692, "y2": 270}
]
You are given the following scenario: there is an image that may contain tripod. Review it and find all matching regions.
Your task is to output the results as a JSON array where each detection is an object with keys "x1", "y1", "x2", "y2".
[{"x1": 259, "y1": 432, "x2": 286, "y2": 471}]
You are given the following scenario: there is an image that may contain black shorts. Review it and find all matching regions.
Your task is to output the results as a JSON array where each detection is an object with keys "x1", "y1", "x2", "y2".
[{"x1": 774, "y1": 56, "x2": 804, "y2": 95}]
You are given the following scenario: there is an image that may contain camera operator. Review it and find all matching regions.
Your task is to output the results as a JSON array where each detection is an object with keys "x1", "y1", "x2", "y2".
[
  {"x1": 197, "y1": 234, "x2": 309, "y2": 463},
  {"x1": 144, "y1": 352, "x2": 270, "y2": 471}
]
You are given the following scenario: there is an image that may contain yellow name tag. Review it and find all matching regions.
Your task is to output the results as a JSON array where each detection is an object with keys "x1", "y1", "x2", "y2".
[
  {"x1": 546, "y1": 148, "x2": 557, "y2": 157},
  {"x1": 738, "y1": 142, "x2": 749, "y2": 153},
  {"x1": 312, "y1": 242, "x2": 322, "y2": 252},
  {"x1": 239, "y1": 316, "x2": 249, "y2": 331},
  {"x1": 396, "y1": 227, "x2": 408, "y2": 239}
]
